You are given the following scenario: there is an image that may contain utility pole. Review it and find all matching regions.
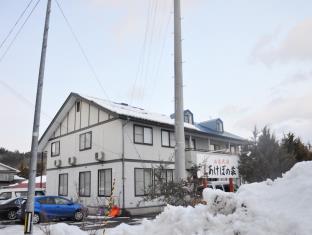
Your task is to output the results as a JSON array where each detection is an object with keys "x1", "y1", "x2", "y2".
[
  {"x1": 24, "y1": 0, "x2": 51, "y2": 234},
  {"x1": 174, "y1": 0, "x2": 186, "y2": 181}
]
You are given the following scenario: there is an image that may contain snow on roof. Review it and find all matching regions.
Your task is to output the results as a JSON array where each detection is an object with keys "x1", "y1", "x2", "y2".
[
  {"x1": 20, "y1": 175, "x2": 46, "y2": 184},
  {"x1": 13, "y1": 175, "x2": 25, "y2": 181},
  {"x1": 83, "y1": 94, "x2": 199, "y2": 131}
]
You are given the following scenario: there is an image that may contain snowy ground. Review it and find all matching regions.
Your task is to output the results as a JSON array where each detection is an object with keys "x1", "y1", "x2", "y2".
[
  {"x1": 108, "y1": 161, "x2": 312, "y2": 235},
  {"x1": 0, "y1": 215, "x2": 155, "y2": 235},
  {"x1": 0, "y1": 161, "x2": 311, "y2": 235}
]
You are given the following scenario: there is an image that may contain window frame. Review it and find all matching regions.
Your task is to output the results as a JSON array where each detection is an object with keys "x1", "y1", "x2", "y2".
[
  {"x1": 79, "y1": 171, "x2": 91, "y2": 197},
  {"x1": 133, "y1": 124, "x2": 153, "y2": 145},
  {"x1": 134, "y1": 168, "x2": 152, "y2": 197},
  {"x1": 154, "y1": 169, "x2": 174, "y2": 184},
  {"x1": 161, "y1": 129, "x2": 175, "y2": 148},
  {"x1": 98, "y1": 168, "x2": 112, "y2": 197},
  {"x1": 51, "y1": 141, "x2": 60, "y2": 157},
  {"x1": 216, "y1": 121, "x2": 223, "y2": 132},
  {"x1": 76, "y1": 101, "x2": 81, "y2": 112},
  {"x1": 79, "y1": 131, "x2": 92, "y2": 151},
  {"x1": 58, "y1": 173, "x2": 68, "y2": 196}
]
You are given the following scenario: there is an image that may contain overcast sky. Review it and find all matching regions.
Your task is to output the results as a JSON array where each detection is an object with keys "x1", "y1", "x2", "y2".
[{"x1": 0, "y1": 0, "x2": 311, "y2": 152}]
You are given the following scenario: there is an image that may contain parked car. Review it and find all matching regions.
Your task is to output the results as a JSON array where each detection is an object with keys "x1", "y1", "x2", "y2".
[
  {"x1": 207, "y1": 182, "x2": 238, "y2": 192},
  {"x1": 0, "y1": 197, "x2": 26, "y2": 220},
  {"x1": 197, "y1": 181, "x2": 238, "y2": 194},
  {"x1": 19, "y1": 196, "x2": 87, "y2": 224},
  {"x1": 0, "y1": 188, "x2": 45, "y2": 200}
]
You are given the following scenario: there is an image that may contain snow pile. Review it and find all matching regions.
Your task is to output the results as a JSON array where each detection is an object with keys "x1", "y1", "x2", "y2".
[
  {"x1": 0, "y1": 223, "x2": 87, "y2": 235},
  {"x1": 108, "y1": 161, "x2": 312, "y2": 235}
]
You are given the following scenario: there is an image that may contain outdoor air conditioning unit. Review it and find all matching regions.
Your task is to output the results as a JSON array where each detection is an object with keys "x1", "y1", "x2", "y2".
[
  {"x1": 95, "y1": 152, "x2": 105, "y2": 162},
  {"x1": 68, "y1": 156, "x2": 77, "y2": 166},
  {"x1": 54, "y1": 159, "x2": 62, "y2": 168}
]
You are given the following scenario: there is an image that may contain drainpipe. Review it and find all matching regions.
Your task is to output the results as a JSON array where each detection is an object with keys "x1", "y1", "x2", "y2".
[
  {"x1": 189, "y1": 135, "x2": 193, "y2": 149},
  {"x1": 121, "y1": 120, "x2": 128, "y2": 214}
]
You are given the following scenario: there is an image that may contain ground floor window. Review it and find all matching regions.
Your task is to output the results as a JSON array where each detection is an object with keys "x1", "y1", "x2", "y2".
[
  {"x1": 153, "y1": 169, "x2": 174, "y2": 194},
  {"x1": 154, "y1": 169, "x2": 174, "y2": 184},
  {"x1": 134, "y1": 168, "x2": 152, "y2": 196},
  {"x1": 58, "y1": 173, "x2": 68, "y2": 196},
  {"x1": 79, "y1": 171, "x2": 91, "y2": 197},
  {"x1": 98, "y1": 169, "x2": 112, "y2": 197}
]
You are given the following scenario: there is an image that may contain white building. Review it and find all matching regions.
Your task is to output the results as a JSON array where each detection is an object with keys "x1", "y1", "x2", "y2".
[{"x1": 38, "y1": 93, "x2": 245, "y2": 215}]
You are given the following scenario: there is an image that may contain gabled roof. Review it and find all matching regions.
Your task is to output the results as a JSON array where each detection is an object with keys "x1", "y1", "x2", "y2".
[
  {"x1": 0, "y1": 162, "x2": 20, "y2": 173},
  {"x1": 38, "y1": 93, "x2": 246, "y2": 151},
  {"x1": 86, "y1": 95, "x2": 198, "y2": 130}
]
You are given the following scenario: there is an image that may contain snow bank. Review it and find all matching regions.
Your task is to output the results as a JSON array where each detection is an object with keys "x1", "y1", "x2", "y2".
[
  {"x1": 108, "y1": 161, "x2": 312, "y2": 235},
  {"x1": 0, "y1": 223, "x2": 87, "y2": 235}
]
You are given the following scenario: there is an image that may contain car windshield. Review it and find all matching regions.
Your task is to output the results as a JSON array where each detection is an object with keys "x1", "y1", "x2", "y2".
[
  {"x1": 0, "y1": 197, "x2": 19, "y2": 205},
  {"x1": 0, "y1": 192, "x2": 12, "y2": 200}
]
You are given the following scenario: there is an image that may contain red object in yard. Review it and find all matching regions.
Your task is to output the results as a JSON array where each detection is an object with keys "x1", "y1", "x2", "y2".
[
  {"x1": 229, "y1": 178, "x2": 234, "y2": 192},
  {"x1": 109, "y1": 206, "x2": 120, "y2": 217},
  {"x1": 203, "y1": 178, "x2": 208, "y2": 188}
]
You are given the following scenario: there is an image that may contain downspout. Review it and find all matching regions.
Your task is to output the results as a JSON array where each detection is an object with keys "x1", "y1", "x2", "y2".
[{"x1": 121, "y1": 119, "x2": 128, "y2": 214}]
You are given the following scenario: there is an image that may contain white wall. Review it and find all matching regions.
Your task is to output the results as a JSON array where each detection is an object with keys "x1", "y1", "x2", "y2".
[
  {"x1": 45, "y1": 120, "x2": 122, "y2": 168},
  {"x1": 123, "y1": 122, "x2": 175, "y2": 162},
  {"x1": 123, "y1": 161, "x2": 174, "y2": 208},
  {"x1": 46, "y1": 162, "x2": 123, "y2": 208}
]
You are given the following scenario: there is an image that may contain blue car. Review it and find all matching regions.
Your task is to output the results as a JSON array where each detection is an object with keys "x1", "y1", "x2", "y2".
[{"x1": 19, "y1": 196, "x2": 87, "y2": 224}]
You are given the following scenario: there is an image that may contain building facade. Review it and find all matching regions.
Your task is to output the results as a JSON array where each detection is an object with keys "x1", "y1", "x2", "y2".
[{"x1": 38, "y1": 93, "x2": 245, "y2": 215}]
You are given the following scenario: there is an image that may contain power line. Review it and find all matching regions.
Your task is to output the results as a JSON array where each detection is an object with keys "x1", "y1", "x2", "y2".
[
  {"x1": 54, "y1": 0, "x2": 110, "y2": 100},
  {"x1": 141, "y1": 0, "x2": 160, "y2": 97},
  {"x1": 0, "y1": 0, "x2": 34, "y2": 51},
  {"x1": 0, "y1": 0, "x2": 41, "y2": 64},
  {"x1": 130, "y1": 0, "x2": 153, "y2": 104},
  {"x1": 147, "y1": 4, "x2": 173, "y2": 110}
]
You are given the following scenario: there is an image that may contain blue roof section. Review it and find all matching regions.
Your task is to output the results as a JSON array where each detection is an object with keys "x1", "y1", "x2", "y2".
[{"x1": 195, "y1": 122, "x2": 246, "y2": 141}]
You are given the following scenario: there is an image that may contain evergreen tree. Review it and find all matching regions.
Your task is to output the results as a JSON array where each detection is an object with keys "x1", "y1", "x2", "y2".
[
  {"x1": 239, "y1": 127, "x2": 296, "y2": 182},
  {"x1": 281, "y1": 133, "x2": 312, "y2": 162}
]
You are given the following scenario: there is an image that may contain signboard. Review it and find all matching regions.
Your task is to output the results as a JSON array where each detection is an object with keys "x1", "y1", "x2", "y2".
[{"x1": 196, "y1": 153, "x2": 239, "y2": 178}]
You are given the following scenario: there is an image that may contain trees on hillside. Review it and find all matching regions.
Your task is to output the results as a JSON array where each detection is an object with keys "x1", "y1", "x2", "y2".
[
  {"x1": 238, "y1": 127, "x2": 310, "y2": 183},
  {"x1": 0, "y1": 147, "x2": 46, "y2": 179}
]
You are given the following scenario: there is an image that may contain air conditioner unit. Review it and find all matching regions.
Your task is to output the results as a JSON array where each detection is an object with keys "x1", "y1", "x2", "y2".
[
  {"x1": 95, "y1": 152, "x2": 105, "y2": 162},
  {"x1": 68, "y1": 156, "x2": 77, "y2": 166},
  {"x1": 54, "y1": 159, "x2": 62, "y2": 168}
]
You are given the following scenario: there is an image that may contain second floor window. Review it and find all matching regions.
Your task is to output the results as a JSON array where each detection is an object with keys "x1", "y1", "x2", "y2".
[
  {"x1": 79, "y1": 132, "x2": 92, "y2": 151},
  {"x1": 51, "y1": 141, "x2": 60, "y2": 157},
  {"x1": 134, "y1": 125, "x2": 153, "y2": 145},
  {"x1": 161, "y1": 130, "x2": 175, "y2": 147}
]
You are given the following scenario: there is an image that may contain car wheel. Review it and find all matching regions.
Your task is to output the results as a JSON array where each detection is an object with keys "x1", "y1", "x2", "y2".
[
  {"x1": 74, "y1": 210, "x2": 84, "y2": 221},
  {"x1": 33, "y1": 213, "x2": 40, "y2": 224},
  {"x1": 7, "y1": 210, "x2": 17, "y2": 220}
]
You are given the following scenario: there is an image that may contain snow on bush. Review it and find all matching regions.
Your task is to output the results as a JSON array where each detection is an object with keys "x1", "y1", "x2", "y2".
[{"x1": 108, "y1": 161, "x2": 312, "y2": 235}]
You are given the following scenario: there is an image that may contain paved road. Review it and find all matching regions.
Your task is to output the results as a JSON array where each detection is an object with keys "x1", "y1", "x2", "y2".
[{"x1": 0, "y1": 214, "x2": 157, "y2": 231}]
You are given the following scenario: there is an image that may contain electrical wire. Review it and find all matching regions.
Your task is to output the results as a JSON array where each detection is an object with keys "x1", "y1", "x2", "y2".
[
  {"x1": 0, "y1": 0, "x2": 34, "y2": 51},
  {"x1": 141, "y1": 0, "x2": 160, "y2": 97},
  {"x1": 54, "y1": 0, "x2": 110, "y2": 100},
  {"x1": 0, "y1": 0, "x2": 41, "y2": 64},
  {"x1": 130, "y1": 0, "x2": 153, "y2": 104}
]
